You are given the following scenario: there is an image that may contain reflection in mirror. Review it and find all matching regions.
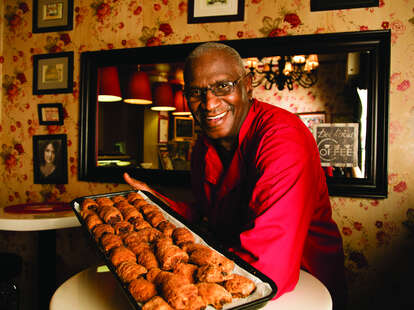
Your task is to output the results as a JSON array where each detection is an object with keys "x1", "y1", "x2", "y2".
[{"x1": 79, "y1": 30, "x2": 390, "y2": 198}]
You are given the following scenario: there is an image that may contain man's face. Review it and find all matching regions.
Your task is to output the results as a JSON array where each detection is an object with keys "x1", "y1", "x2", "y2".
[{"x1": 185, "y1": 51, "x2": 252, "y2": 141}]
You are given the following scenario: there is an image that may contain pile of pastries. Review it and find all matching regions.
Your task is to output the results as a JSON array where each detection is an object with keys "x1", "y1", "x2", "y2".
[{"x1": 79, "y1": 192, "x2": 256, "y2": 310}]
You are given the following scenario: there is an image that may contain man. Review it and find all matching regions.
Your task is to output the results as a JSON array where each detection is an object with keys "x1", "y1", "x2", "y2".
[{"x1": 124, "y1": 42, "x2": 346, "y2": 309}]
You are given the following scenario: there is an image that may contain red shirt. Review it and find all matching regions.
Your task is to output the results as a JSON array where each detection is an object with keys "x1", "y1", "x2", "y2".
[{"x1": 165, "y1": 99, "x2": 345, "y2": 302}]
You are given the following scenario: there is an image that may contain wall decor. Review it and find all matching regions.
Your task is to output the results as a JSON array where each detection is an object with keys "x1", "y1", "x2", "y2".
[
  {"x1": 310, "y1": 0, "x2": 379, "y2": 11},
  {"x1": 158, "y1": 114, "x2": 169, "y2": 144},
  {"x1": 32, "y1": 0, "x2": 74, "y2": 33},
  {"x1": 313, "y1": 123, "x2": 359, "y2": 168},
  {"x1": 37, "y1": 103, "x2": 64, "y2": 125},
  {"x1": 33, "y1": 134, "x2": 68, "y2": 184},
  {"x1": 158, "y1": 145, "x2": 174, "y2": 170},
  {"x1": 33, "y1": 51, "x2": 73, "y2": 95},
  {"x1": 297, "y1": 112, "x2": 326, "y2": 134},
  {"x1": 174, "y1": 116, "x2": 195, "y2": 141},
  {"x1": 188, "y1": 0, "x2": 245, "y2": 24}
]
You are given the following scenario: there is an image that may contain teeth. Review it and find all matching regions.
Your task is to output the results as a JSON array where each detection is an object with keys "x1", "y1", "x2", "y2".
[{"x1": 207, "y1": 111, "x2": 227, "y2": 120}]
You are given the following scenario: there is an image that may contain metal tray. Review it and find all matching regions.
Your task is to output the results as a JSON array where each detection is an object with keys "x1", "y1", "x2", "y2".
[{"x1": 71, "y1": 190, "x2": 277, "y2": 310}]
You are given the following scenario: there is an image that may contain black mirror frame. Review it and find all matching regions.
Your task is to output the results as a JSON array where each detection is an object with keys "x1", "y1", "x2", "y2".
[{"x1": 79, "y1": 30, "x2": 390, "y2": 198}]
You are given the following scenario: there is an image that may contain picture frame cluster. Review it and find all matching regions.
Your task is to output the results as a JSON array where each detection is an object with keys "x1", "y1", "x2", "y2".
[{"x1": 32, "y1": 1, "x2": 74, "y2": 184}]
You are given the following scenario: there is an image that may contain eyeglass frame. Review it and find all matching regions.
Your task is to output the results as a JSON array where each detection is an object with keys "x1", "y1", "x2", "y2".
[{"x1": 184, "y1": 73, "x2": 249, "y2": 104}]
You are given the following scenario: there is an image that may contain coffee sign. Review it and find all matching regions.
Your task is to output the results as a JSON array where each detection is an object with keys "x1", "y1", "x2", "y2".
[{"x1": 313, "y1": 123, "x2": 359, "y2": 167}]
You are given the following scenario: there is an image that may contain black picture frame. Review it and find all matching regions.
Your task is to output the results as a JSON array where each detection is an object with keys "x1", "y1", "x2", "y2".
[
  {"x1": 37, "y1": 103, "x2": 64, "y2": 125},
  {"x1": 311, "y1": 0, "x2": 379, "y2": 11},
  {"x1": 188, "y1": 0, "x2": 245, "y2": 24},
  {"x1": 174, "y1": 117, "x2": 195, "y2": 141},
  {"x1": 33, "y1": 134, "x2": 68, "y2": 184},
  {"x1": 33, "y1": 51, "x2": 74, "y2": 95},
  {"x1": 32, "y1": 0, "x2": 74, "y2": 33}
]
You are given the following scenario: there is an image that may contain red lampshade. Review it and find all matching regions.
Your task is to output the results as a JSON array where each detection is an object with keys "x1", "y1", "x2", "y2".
[
  {"x1": 124, "y1": 71, "x2": 152, "y2": 105},
  {"x1": 172, "y1": 89, "x2": 191, "y2": 116},
  {"x1": 98, "y1": 66, "x2": 122, "y2": 102},
  {"x1": 151, "y1": 82, "x2": 175, "y2": 111}
]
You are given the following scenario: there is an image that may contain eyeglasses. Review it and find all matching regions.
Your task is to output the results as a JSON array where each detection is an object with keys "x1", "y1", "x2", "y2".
[{"x1": 184, "y1": 74, "x2": 248, "y2": 104}]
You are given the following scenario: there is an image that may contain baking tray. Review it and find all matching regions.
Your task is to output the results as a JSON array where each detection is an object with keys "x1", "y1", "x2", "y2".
[{"x1": 71, "y1": 190, "x2": 277, "y2": 310}]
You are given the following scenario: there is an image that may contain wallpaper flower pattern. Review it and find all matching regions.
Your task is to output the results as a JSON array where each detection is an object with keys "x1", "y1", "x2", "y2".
[{"x1": 0, "y1": 0, "x2": 414, "y2": 309}]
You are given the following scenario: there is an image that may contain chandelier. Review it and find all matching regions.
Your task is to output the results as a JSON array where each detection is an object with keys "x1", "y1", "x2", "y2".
[{"x1": 245, "y1": 54, "x2": 319, "y2": 91}]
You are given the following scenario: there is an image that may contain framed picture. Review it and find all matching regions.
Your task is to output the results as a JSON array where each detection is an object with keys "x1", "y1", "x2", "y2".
[
  {"x1": 188, "y1": 0, "x2": 245, "y2": 24},
  {"x1": 37, "y1": 103, "x2": 64, "y2": 125},
  {"x1": 158, "y1": 145, "x2": 174, "y2": 170},
  {"x1": 313, "y1": 123, "x2": 359, "y2": 167},
  {"x1": 310, "y1": 0, "x2": 379, "y2": 11},
  {"x1": 33, "y1": 52, "x2": 73, "y2": 95},
  {"x1": 174, "y1": 116, "x2": 194, "y2": 141},
  {"x1": 32, "y1": 0, "x2": 74, "y2": 33},
  {"x1": 158, "y1": 116, "x2": 169, "y2": 144},
  {"x1": 33, "y1": 134, "x2": 68, "y2": 184},
  {"x1": 297, "y1": 112, "x2": 326, "y2": 134}
]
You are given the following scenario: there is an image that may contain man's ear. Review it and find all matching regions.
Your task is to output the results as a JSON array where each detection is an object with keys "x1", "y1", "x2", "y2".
[{"x1": 245, "y1": 73, "x2": 254, "y2": 99}]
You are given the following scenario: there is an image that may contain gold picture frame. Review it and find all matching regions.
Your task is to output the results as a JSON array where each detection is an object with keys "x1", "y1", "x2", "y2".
[
  {"x1": 33, "y1": 52, "x2": 73, "y2": 95},
  {"x1": 33, "y1": 0, "x2": 74, "y2": 33}
]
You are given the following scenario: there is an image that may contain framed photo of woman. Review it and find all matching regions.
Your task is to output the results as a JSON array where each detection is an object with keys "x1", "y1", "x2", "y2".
[{"x1": 33, "y1": 134, "x2": 68, "y2": 184}]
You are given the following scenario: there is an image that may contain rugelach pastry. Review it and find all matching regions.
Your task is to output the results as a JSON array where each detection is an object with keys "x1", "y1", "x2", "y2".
[
  {"x1": 172, "y1": 227, "x2": 195, "y2": 246},
  {"x1": 127, "y1": 192, "x2": 145, "y2": 204},
  {"x1": 142, "y1": 296, "x2": 173, "y2": 310},
  {"x1": 112, "y1": 220, "x2": 134, "y2": 236},
  {"x1": 92, "y1": 223, "x2": 115, "y2": 241},
  {"x1": 196, "y1": 282, "x2": 232, "y2": 309},
  {"x1": 110, "y1": 245, "x2": 137, "y2": 267},
  {"x1": 111, "y1": 195, "x2": 127, "y2": 204},
  {"x1": 116, "y1": 261, "x2": 147, "y2": 283},
  {"x1": 81, "y1": 198, "x2": 98, "y2": 210},
  {"x1": 129, "y1": 277, "x2": 157, "y2": 303},
  {"x1": 85, "y1": 213, "x2": 103, "y2": 230},
  {"x1": 137, "y1": 248, "x2": 159, "y2": 269},
  {"x1": 224, "y1": 274, "x2": 256, "y2": 298},
  {"x1": 100, "y1": 233, "x2": 123, "y2": 253},
  {"x1": 145, "y1": 210, "x2": 166, "y2": 227},
  {"x1": 157, "y1": 221, "x2": 176, "y2": 237}
]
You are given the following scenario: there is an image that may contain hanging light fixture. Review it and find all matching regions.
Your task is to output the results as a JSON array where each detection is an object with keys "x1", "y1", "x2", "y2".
[
  {"x1": 98, "y1": 66, "x2": 122, "y2": 102},
  {"x1": 246, "y1": 54, "x2": 319, "y2": 91},
  {"x1": 151, "y1": 82, "x2": 176, "y2": 112},
  {"x1": 124, "y1": 66, "x2": 152, "y2": 105},
  {"x1": 172, "y1": 89, "x2": 191, "y2": 116}
]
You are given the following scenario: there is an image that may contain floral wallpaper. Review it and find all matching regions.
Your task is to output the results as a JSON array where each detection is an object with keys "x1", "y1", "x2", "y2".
[{"x1": 0, "y1": 0, "x2": 413, "y2": 309}]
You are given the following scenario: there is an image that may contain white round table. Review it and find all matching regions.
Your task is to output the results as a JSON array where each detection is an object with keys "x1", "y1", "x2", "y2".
[
  {"x1": 50, "y1": 266, "x2": 332, "y2": 310},
  {"x1": 0, "y1": 205, "x2": 80, "y2": 231},
  {"x1": 0, "y1": 205, "x2": 81, "y2": 310}
]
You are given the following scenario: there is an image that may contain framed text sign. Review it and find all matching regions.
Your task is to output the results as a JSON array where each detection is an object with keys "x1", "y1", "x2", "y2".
[{"x1": 313, "y1": 123, "x2": 359, "y2": 167}]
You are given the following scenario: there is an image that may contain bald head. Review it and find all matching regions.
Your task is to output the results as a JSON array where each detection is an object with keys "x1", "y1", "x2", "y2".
[{"x1": 184, "y1": 42, "x2": 245, "y2": 85}]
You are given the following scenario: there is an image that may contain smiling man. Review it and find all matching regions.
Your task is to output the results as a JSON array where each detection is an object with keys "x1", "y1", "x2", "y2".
[{"x1": 124, "y1": 42, "x2": 347, "y2": 310}]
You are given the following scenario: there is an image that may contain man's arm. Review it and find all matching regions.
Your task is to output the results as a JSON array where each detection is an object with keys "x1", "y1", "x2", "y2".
[{"x1": 232, "y1": 125, "x2": 325, "y2": 298}]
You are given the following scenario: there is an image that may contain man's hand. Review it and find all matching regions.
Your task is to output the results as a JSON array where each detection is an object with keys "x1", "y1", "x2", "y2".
[
  {"x1": 123, "y1": 172, "x2": 152, "y2": 193},
  {"x1": 123, "y1": 172, "x2": 171, "y2": 207}
]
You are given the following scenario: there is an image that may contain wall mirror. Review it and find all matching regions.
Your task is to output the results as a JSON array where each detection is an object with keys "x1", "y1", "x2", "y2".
[{"x1": 79, "y1": 30, "x2": 390, "y2": 198}]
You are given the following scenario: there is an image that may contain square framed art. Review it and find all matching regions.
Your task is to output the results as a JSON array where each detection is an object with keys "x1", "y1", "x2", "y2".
[
  {"x1": 33, "y1": 51, "x2": 73, "y2": 95},
  {"x1": 33, "y1": 134, "x2": 68, "y2": 184},
  {"x1": 37, "y1": 103, "x2": 64, "y2": 125},
  {"x1": 32, "y1": 0, "x2": 74, "y2": 33},
  {"x1": 188, "y1": 0, "x2": 245, "y2": 24}
]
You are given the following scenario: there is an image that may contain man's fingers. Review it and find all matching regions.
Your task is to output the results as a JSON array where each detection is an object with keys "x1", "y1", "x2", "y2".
[{"x1": 123, "y1": 172, "x2": 149, "y2": 191}]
